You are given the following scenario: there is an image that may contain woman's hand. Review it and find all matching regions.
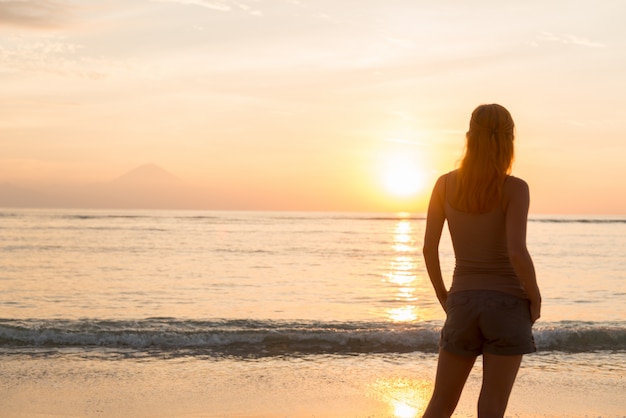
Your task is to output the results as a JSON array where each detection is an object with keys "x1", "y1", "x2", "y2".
[
  {"x1": 530, "y1": 299, "x2": 541, "y2": 324},
  {"x1": 437, "y1": 290, "x2": 448, "y2": 313}
]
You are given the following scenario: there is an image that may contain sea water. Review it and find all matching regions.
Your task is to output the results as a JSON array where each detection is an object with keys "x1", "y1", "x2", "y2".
[{"x1": 0, "y1": 209, "x2": 625, "y2": 417}]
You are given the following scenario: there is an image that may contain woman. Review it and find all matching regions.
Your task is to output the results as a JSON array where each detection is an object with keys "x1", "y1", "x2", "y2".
[{"x1": 422, "y1": 104, "x2": 541, "y2": 418}]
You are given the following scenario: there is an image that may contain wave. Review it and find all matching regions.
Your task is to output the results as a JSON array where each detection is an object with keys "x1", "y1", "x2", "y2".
[
  {"x1": 530, "y1": 218, "x2": 626, "y2": 224},
  {"x1": 1, "y1": 319, "x2": 624, "y2": 357},
  {"x1": 62, "y1": 214, "x2": 151, "y2": 220}
]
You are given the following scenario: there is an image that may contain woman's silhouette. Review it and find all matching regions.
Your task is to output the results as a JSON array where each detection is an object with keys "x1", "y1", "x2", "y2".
[{"x1": 422, "y1": 104, "x2": 542, "y2": 418}]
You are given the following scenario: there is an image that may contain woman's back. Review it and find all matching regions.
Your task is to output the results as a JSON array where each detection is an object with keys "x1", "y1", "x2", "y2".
[{"x1": 443, "y1": 170, "x2": 526, "y2": 298}]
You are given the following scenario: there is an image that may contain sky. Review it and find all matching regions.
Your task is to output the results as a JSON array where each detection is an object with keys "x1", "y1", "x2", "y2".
[{"x1": 1, "y1": 0, "x2": 625, "y2": 213}]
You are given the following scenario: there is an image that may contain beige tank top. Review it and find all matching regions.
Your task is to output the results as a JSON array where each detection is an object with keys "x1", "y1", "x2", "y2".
[{"x1": 444, "y1": 173, "x2": 528, "y2": 299}]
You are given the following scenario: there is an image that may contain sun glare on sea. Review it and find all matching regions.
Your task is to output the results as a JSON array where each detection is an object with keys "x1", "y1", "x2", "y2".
[
  {"x1": 379, "y1": 152, "x2": 426, "y2": 198},
  {"x1": 369, "y1": 377, "x2": 431, "y2": 417}
]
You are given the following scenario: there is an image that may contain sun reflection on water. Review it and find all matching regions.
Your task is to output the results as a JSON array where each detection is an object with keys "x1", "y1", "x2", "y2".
[
  {"x1": 384, "y1": 219, "x2": 422, "y2": 323},
  {"x1": 393, "y1": 401, "x2": 419, "y2": 418},
  {"x1": 369, "y1": 377, "x2": 431, "y2": 418},
  {"x1": 387, "y1": 305, "x2": 418, "y2": 322}
]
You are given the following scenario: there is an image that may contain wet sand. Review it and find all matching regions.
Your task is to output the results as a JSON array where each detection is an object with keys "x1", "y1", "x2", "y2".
[{"x1": 1, "y1": 352, "x2": 624, "y2": 418}]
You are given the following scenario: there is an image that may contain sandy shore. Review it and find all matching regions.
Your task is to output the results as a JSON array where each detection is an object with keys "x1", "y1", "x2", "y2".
[{"x1": 1, "y1": 351, "x2": 624, "y2": 417}]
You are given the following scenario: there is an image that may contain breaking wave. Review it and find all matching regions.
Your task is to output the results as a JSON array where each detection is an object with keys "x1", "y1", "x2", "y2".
[{"x1": 1, "y1": 318, "x2": 624, "y2": 357}]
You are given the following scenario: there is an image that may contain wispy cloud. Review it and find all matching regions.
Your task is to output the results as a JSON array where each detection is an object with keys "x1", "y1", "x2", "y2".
[
  {"x1": 379, "y1": 31, "x2": 415, "y2": 49},
  {"x1": 153, "y1": 0, "x2": 262, "y2": 16},
  {"x1": 0, "y1": 34, "x2": 109, "y2": 79},
  {"x1": 566, "y1": 35, "x2": 606, "y2": 48},
  {"x1": 0, "y1": 0, "x2": 71, "y2": 29},
  {"x1": 155, "y1": 0, "x2": 231, "y2": 12},
  {"x1": 534, "y1": 31, "x2": 606, "y2": 48}
]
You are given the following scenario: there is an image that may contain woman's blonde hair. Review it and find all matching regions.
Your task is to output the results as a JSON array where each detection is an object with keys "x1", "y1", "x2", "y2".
[{"x1": 457, "y1": 104, "x2": 515, "y2": 213}]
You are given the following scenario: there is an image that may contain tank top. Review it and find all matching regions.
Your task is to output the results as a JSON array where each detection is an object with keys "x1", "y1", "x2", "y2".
[{"x1": 444, "y1": 173, "x2": 528, "y2": 299}]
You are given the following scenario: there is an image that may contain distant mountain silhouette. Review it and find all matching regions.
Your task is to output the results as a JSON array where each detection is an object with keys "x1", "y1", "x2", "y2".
[
  {"x1": 0, "y1": 164, "x2": 212, "y2": 210},
  {"x1": 108, "y1": 164, "x2": 184, "y2": 188},
  {"x1": 98, "y1": 164, "x2": 201, "y2": 209}
]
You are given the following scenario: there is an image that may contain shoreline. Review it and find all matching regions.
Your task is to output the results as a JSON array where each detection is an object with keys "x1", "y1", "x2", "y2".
[{"x1": 1, "y1": 352, "x2": 624, "y2": 418}]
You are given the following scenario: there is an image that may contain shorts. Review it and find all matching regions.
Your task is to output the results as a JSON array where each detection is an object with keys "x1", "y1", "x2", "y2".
[{"x1": 440, "y1": 290, "x2": 536, "y2": 357}]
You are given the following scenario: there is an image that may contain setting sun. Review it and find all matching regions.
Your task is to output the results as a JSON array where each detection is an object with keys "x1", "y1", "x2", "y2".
[{"x1": 380, "y1": 153, "x2": 426, "y2": 198}]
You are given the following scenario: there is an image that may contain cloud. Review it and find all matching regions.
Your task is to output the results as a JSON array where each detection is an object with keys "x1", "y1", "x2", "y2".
[
  {"x1": 156, "y1": 0, "x2": 231, "y2": 12},
  {"x1": 379, "y1": 31, "x2": 415, "y2": 49},
  {"x1": 0, "y1": 0, "x2": 71, "y2": 29},
  {"x1": 566, "y1": 35, "x2": 606, "y2": 48},
  {"x1": 153, "y1": 0, "x2": 262, "y2": 16},
  {"x1": 0, "y1": 35, "x2": 109, "y2": 79},
  {"x1": 535, "y1": 31, "x2": 606, "y2": 48}
]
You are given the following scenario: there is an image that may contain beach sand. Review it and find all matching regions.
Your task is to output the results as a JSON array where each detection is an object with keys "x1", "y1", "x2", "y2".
[{"x1": 1, "y1": 352, "x2": 624, "y2": 418}]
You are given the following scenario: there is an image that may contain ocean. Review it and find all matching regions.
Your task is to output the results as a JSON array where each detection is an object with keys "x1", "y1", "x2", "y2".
[{"x1": 1, "y1": 209, "x2": 625, "y2": 417}]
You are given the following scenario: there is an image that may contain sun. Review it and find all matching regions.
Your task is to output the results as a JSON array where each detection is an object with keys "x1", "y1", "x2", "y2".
[{"x1": 380, "y1": 153, "x2": 426, "y2": 198}]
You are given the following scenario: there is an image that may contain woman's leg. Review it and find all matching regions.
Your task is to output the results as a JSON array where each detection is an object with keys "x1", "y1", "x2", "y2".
[
  {"x1": 422, "y1": 348, "x2": 476, "y2": 418},
  {"x1": 478, "y1": 353, "x2": 523, "y2": 418}
]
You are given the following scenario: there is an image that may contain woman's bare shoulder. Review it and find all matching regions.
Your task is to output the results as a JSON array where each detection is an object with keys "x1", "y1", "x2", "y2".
[
  {"x1": 437, "y1": 170, "x2": 458, "y2": 184},
  {"x1": 505, "y1": 175, "x2": 529, "y2": 192},
  {"x1": 504, "y1": 176, "x2": 530, "y2": 207},
  {"x1": 432, "y1": 171, "x2": 454, "y2": 190}
]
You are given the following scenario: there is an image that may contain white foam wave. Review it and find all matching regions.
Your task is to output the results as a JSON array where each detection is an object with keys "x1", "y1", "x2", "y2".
[{"x1": 0, "y1": 319, "x2": 623, "y2": 356}]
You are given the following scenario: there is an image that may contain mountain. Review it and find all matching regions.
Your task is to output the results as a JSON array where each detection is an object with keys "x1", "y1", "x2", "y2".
[
  {"x1": 97, "y1": 164, "x2": 203, "y2": 209},
  {"x1": 108, "y1": 164, "x2": 185, "y2": 188},
  {"x1": 0, "y1": 164, "x2": 211, "y2": 210}
]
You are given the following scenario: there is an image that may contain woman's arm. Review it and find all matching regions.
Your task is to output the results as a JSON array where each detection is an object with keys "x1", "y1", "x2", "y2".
[
  {"x1": 505, "y1": 178, "x2": 542, "y2": 323},
  {"x1": 423, "y1": 175, "x2": 449, "y2": 311}
]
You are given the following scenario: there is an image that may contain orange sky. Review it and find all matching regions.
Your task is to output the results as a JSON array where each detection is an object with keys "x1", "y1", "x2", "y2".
[{"x1": 1, "y1": 1, "x2": 625, "y2": 213}]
